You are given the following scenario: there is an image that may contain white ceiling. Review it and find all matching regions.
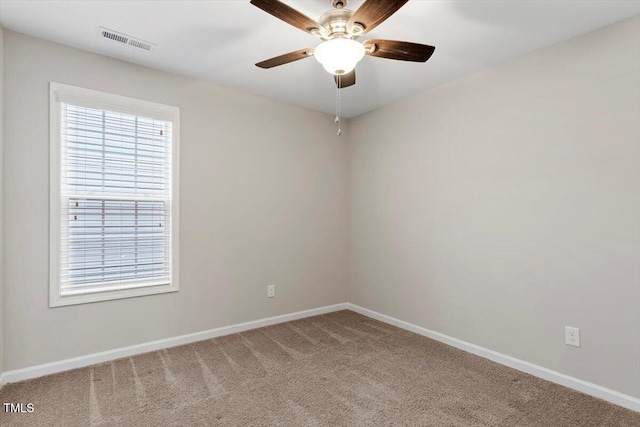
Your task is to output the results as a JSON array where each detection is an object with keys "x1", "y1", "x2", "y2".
[{"x1": 1, "y1": 0, "x2": 638, "y2": 117}]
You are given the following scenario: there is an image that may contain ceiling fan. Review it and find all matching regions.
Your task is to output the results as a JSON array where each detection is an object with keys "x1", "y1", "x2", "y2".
[{"x1": 251, "y1": 0, "x2": 435, "y2": 89}]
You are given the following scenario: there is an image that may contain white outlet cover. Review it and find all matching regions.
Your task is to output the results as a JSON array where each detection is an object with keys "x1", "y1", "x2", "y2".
[
  {"x1": 267, "y1": 285, "x2": 275, "y2": 298},
  {"x1": 565, "y1": 326, "x2": 580, "y2": 347}
]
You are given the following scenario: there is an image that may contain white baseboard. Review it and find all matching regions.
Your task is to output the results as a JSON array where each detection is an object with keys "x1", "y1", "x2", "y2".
[
  {"x1": 346, "y1": 303, "x2": 640, "y2": 413},
  {"x1": 0, "y1": 303, "x2": 348, "y2": 387}
]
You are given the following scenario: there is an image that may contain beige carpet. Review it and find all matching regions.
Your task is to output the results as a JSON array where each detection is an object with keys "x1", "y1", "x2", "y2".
[{"x1": 1, "y1": 310, "x2": 638, "y2": 426}]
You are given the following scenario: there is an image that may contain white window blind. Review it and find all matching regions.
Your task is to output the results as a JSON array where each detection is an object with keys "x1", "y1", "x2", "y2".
[{"x1": 50, "y1": 83, "x2": 179, "y2": 306}]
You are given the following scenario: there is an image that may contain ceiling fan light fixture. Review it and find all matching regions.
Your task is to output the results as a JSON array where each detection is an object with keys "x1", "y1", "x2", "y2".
[{"x1": 314, "y1": 38, "x2": 365, "y2": 75}]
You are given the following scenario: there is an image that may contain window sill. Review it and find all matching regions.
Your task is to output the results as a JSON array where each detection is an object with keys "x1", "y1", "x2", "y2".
[{"x1": 49, "y1": 282, "x2": 179, "y2": 307}]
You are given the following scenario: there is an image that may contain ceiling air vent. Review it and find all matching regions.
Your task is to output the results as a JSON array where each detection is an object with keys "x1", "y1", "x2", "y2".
[{"x1": 99, "y1": 27, "x2": 155, "y2": 51}]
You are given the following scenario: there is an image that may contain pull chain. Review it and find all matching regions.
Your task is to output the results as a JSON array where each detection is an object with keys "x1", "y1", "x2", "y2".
[{"x1": 335, "y1": 74, "x2": 342, "y2": 136}]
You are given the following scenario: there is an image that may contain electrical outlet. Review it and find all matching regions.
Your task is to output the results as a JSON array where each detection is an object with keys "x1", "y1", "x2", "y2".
[
  {"x1": 267, "y1": 285, "x2": 275, "y2": 298},
  {"x1": 565, "y1": 326, "x2": 580, "y2": 347}
]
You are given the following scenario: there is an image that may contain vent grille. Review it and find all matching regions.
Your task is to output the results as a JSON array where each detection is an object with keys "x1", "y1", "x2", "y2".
[
  {"x1": 128, "y1": 39, "x2": 153, "y2": 51},
  {"x1": 99, "y1": 27, "x2": 155, "y2": 51},
  {"x1": 102, "y1": 30, "x2": 128, "y2": 44}
]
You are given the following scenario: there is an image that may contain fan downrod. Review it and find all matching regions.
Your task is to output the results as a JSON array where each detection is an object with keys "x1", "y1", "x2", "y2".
[{"x1": 332, "y1": 0, "x2": 347, "y2": 9}]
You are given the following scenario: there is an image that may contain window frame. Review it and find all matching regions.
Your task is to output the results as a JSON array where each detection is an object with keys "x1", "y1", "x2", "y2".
[{"x1": 49, "y1": 82, "x2": 180, "y2": 307}]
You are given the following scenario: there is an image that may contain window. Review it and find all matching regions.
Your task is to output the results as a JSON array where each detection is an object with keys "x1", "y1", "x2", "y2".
[{"x1": 50, "y1": 82, "x2": 179, "y2": 307}]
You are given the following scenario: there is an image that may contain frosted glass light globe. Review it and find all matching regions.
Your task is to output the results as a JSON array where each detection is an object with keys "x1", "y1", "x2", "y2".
[{"x1": 314, "y1": 38, "x2": 365, "y2": 75}]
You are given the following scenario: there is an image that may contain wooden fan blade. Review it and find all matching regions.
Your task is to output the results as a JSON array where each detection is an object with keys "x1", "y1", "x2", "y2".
[
  {"x1": 251, "y1": 0, "x2": 324, "y2": 35},
  {"x1": 334, "y1": 70, "x2": 356, "y2": 88},
  {"x1": 364, "y1": 39, "x2": 435, "y2": 62},
  {"x1": 256, "y1": 48, "x2": 314, "y2": 69},
  {"x1": 348, "y1": 0, "x2": 409, "y2": 34}
]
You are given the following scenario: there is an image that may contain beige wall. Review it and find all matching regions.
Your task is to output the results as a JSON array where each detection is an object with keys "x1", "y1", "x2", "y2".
[
  {"x1": 2, "y1": 16, "x2": 638, "y2": 400},
  {"x1": 2, "y1": 31, "x2": 349, "y2": 371},
  {"x1": 347, "y1": 16, "x2": 640, "y2": 398},
  {"x1": 0, "y1": 24, "x2": 4, "y2": 374}
]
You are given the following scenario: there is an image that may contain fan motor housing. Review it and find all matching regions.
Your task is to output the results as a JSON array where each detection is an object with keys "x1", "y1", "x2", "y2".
[{"x1": 319, "y1": 9, "x2": 355, "y2": 38}]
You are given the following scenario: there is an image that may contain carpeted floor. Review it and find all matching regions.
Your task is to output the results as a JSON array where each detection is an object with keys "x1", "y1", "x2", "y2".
[{"x1": 1, "y1": 310, "x2": 638, "y2": 426}]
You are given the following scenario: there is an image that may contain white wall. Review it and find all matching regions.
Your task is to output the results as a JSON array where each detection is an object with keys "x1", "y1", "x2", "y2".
[
  {"x1": 348, "y1": 16, "x2": 640, "y2": 398},
  {"x1": 2, "y1": 31, "x2": 349, "y2": 371}
]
